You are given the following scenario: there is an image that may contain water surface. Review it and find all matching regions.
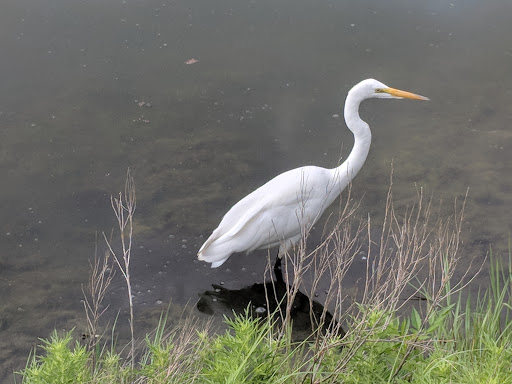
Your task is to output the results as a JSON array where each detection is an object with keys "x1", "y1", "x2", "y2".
[{"x1": 1, "y1": 0, "x2": 512, "y2": 380}]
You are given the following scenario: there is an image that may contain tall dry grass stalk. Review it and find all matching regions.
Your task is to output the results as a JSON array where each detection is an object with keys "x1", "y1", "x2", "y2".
[
  {"x1": 103, "y1": 168, "x2": 137, "y2": 366},
  {"x1": 81, "y1": 234, "x2": 115, "y2": 362},
  {"x1": 269, "y1": 169, "x2": 474, "y2": 380},
  {"x1": 82, "y1": 170, "x2": 211, "y2": 381},
  {"x1": 165, "y1": 317, "x2": 211, "y2": 380}
]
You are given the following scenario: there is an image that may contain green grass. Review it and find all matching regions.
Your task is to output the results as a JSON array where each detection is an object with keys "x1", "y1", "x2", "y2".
[
  {"x1": 17, "y1": 252, "x2": 512, "y2": 384},
  {"x1": 21, "y1": 331, "x2": 91, "y2": 384}
]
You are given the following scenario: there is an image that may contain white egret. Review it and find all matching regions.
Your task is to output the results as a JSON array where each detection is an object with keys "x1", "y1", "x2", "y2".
[{"x1": 198, "y1": 79, "x2": 428, "y2": 268}]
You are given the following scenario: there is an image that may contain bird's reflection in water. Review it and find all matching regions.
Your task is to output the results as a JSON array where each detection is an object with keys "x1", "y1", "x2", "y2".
[{"x1": 197, "y1": 259, "x2": 345, "y2": 340}]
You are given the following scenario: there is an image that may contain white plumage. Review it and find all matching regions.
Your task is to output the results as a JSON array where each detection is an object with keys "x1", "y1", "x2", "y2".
[{"x1": 198, "y1": 79, "x2": 428, "y2": 268}]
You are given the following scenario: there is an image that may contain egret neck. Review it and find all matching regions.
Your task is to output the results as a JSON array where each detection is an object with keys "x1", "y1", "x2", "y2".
[{"x1": 328, "y1": 85, "x2": 372, "y2": 199}]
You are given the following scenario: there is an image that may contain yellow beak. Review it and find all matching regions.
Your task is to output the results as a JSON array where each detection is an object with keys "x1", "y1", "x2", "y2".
[{"x1": 381, "y1": 87, "x2": 429, "y2": 101}]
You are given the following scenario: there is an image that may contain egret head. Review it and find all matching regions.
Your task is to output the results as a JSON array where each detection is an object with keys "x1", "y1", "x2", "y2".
[{"x1": 350, "y1": 78, "x2": 429, "y2": 101}]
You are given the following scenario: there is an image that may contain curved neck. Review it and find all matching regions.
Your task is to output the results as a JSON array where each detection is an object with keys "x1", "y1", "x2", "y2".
[{"x1": 330, "y1": 88, "x2": 372, "y2": 193}]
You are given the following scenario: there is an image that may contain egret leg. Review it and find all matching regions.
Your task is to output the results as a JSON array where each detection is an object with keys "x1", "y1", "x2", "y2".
[{"x1": 273, "y1": 254, "x2": 284, "y2": 284}]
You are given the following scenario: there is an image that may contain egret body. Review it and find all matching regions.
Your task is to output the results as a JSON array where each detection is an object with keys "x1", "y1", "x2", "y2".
[{"x1": 198, "y1": 79, "x2": 428, "y2": 268}]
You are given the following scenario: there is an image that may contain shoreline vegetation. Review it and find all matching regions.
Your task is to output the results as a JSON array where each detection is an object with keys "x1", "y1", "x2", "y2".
[{"x1": 17, "y1": 172, "x2": 512, "y2": 383}]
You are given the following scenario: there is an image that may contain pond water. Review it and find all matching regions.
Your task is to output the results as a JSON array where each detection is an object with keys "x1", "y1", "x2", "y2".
[{"x1": 1, "y1": 0, "x2": 512, "y2": 380}]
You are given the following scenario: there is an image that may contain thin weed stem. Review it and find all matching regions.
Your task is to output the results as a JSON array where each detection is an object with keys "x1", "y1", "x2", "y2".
[{"x1": 103, "y1": 168, "x2": 137, "y2": 368}]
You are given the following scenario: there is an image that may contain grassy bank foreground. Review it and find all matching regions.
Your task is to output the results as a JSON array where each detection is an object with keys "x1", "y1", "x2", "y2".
[
  {"x1": 15, "y1": 175, "x2": 512, "y2": 383},
  {"x1": 16, "y1": 258, "x2": 512, "y2": 384}
]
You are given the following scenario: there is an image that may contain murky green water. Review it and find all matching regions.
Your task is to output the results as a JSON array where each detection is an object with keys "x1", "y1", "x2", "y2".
[{"x1": 1, "y1": 0, "x2": 512, "y2": 380}]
